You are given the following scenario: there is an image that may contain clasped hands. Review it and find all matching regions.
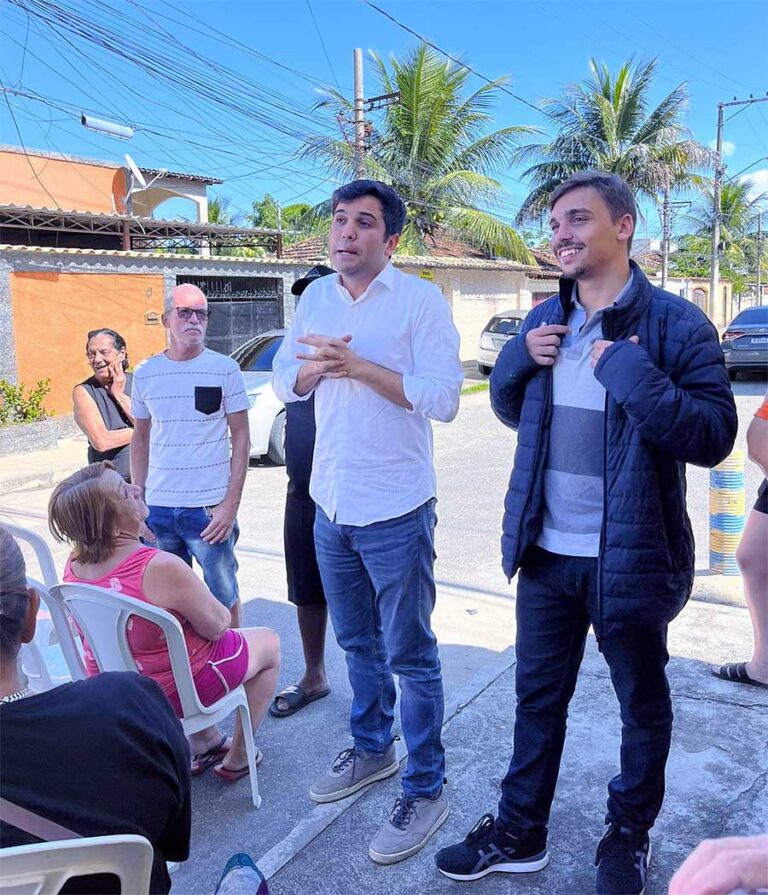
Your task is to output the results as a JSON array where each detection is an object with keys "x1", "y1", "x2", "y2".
[
  {"x1": 296, "y1": 333, "x2": 364, "y2": 380},
  {"x1": 525, "y1": 323, "x2": 640, "y2": 369}
]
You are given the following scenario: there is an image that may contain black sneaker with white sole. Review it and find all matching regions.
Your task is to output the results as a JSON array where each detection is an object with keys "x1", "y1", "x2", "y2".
[
  {"x1": 595, "y1": 821, "x2": 651, "y2": 895},
  {"x1": 435, "y1": 813, "x2": 549, "y2": 881}
]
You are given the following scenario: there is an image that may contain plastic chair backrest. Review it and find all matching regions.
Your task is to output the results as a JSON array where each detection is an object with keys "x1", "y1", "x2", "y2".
[
  {"x1": 3, "y1": 522, "x2": 86, "y2": 685},
  {"x1": 2, "y1": 523, "x2": 58, "y2": 588},
  {"x1": 0, "y1": 834, "x2": 153, "y2": 895},
  {"x1": 50, "y1": 582, "x2": 206, "y2": 718}
]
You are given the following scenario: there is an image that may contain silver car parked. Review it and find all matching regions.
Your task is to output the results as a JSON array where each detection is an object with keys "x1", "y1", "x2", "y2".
[
  {"x1": 477, "y1": 311, "x2": 527, "y2": 376},
  {"x1": 231, "y1": 330, "x2": 287, "y2": 464}
]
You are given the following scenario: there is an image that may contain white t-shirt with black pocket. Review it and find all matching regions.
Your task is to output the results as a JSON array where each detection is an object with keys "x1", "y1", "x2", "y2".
[{"x1": 132, "y1": 349, "x2": 249, "y2": 507}]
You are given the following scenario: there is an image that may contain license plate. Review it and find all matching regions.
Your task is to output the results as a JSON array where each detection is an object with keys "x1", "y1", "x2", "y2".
[
  {"x1": 492, "y1": 337, "x2": 507, "y2": 349},
  {"x1": 750, "y1": 337, "x2": 768, "y2": 345}
]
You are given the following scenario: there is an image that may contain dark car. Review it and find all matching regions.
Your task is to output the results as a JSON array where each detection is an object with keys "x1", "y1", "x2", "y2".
[{"x1": 721, "y1": 306, "x2": 768, "y2": 379}]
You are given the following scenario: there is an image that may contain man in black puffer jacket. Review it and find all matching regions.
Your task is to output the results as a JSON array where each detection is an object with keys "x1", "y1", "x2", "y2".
[{"x1": 435, "y1": 172, "x2": 738, "y2": 895}]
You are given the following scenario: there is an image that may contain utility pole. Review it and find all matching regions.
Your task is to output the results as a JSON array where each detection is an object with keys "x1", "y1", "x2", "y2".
[
  {"x1": 709, "y1": 102, "x2": 724, "y2": 326},
  {"x1": 757, "y1": 211, "x2": 763, "y2": 306},
  {"x1": 660, "y1": 192, "x2": 690, "y2": 290},
  {"x1": 353, "y1": 48, "x2": 365, "y2": 178},
  {"x1": 710, "y1": 94, "x2": 768, "y2": 327}
]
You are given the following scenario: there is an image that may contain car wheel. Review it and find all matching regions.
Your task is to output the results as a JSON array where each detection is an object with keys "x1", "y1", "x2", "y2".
[
  {"x1": 478, "y1": 363, "x2": 492, "y2": 376},
  {"x1": 267, "y1": 411, "x2": 286, "y2": 465},
  {"x1": 728, "y1": 368, "x2": 738, "y2": 381}
]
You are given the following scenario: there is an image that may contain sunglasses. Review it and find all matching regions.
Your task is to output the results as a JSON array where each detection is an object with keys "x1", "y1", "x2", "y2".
[{"x1": 173, "y1": 307, "x2": 212, "y2": 321}]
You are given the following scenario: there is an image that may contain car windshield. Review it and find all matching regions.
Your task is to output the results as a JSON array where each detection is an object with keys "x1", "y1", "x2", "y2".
[
  {"x1": 233, "y1": 335, "x2": 284, "y2": 372},
  {"x1": 729, "y1": 306, "x2": 768, "y2": 327},
  {"x1": 488, "y1": 316, "x2": 523, "y2": 335}
]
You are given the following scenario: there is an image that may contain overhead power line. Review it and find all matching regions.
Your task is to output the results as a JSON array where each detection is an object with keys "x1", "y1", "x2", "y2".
[{"x1": 360, "y1": 0, "x2": 555, "y2": 123}]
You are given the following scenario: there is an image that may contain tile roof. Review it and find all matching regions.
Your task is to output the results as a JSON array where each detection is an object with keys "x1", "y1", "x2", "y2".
[
  {"x1": 0, "y1": 243, "x2": 301, "y2": 265},
  {"x1": 282, "y1": 232, "x2": 541, "y2": 272}
]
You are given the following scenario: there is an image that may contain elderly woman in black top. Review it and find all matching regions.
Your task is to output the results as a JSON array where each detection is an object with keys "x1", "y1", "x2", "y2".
[{"x1": 73, "y1": 328, "x2": 134, "y2": 481}]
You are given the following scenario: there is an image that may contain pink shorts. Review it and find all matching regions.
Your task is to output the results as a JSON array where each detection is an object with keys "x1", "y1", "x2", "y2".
[{"x1": 167, "y1": 628, "x2": 249, "y2": 717}]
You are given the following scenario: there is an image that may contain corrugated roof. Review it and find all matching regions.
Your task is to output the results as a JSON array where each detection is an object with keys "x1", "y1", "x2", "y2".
[
  {"x1": 0, "y1": 204, "x2": 279, "y2": 234},
  {"x1": 0, "y1": 145, "x2": 222, "y2": 184}
]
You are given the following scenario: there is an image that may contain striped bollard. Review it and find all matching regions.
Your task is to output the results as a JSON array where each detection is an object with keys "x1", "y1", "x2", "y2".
[{"x1": 709, "y1": 448, "x2": 746, "y2": 575}]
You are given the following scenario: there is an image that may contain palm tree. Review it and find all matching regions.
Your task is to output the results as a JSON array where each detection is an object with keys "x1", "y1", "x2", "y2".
[
  {"x1": 514, "y1": 57, "x2": 711, "y2": 222},
  {"x1": 207, "y1": 195, "x2": 236, "y2": 226},
  {"x1": 688, "y1": 179, "x2": 766, "y2": 254},
  {"x1": 301, "y1": 44, "x2": 539, "y2": 263}
]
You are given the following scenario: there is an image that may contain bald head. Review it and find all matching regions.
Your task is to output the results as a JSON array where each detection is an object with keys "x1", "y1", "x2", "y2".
[{"x1": 168, "y1": 283, "x2": 206, "y2": 311}]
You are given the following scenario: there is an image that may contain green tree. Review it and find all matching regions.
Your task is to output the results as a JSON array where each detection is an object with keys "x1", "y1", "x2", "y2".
[
  {"x1": 248, "y1": 194, "x2": 280, "y2": 229},
  {"x1": 207, "y1": 195, "x2": 237, "y2": 226},
  {"x1": 670, "y1": 179, "x2": 768, "y2": 294},
  {"x1": 688, "y1": 179, "x2": 766, "y2": 256},
  {"x1": 302, "y1": 44, "x2": 538, "y2": 262},
  {"x1": 514, "y1": 57, "x2": 711, "y2": 222}
]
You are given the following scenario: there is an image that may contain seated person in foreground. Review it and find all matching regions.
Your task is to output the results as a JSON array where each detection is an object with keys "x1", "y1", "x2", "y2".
[
  {"x1": 48, "y1": 461, "x2": 281, "y2": 780},
  {"x1": 0, "y1": 524, "x2": 190, "y2": 894}
]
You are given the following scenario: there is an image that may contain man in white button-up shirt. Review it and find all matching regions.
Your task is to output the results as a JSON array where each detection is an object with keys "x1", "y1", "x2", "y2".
[{"x1": 272, "y1": 180, "x2": 463, "y2": 865}]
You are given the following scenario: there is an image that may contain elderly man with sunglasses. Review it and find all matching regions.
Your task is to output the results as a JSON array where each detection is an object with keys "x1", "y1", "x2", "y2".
[{"x1": 130, "y1": 283, "x2": 251, "y2": 628}]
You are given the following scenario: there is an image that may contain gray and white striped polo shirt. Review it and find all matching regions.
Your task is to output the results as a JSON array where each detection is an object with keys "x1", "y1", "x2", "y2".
[{"x1": 537, "y1": 274, "x2": 633, "y2": 557}]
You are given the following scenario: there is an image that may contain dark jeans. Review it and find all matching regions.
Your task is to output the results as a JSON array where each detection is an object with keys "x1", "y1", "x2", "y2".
[{"x1": 498, "y1": 546, "x2": 672, "y2": 836}]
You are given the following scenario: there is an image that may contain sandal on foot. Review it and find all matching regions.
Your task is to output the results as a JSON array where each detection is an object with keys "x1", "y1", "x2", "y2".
[
  {"x1": 191, "y1": 736, "x2": 232, "y2": 776},
  {"x1": 213, "y1": 748, "x2": 263, "y2": 782},
  {"x1": 712, "y1": 662, "x2": 768, "y2": 689},
  {"x1": 269, "y1": 685, "x2": 331, "y2": 718}
]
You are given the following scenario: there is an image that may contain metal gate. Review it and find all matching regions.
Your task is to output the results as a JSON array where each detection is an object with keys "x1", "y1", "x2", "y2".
[{"x1": 176, "y1": 274, "x2": 284, "y2": 356}]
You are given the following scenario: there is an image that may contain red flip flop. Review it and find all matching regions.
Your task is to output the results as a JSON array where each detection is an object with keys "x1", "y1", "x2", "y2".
[{"x1": 213, "y1": 748, "x2": 264, "y2": 782}]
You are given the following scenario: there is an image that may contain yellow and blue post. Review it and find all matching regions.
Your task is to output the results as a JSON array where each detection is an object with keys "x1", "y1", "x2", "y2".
[{"x1": 709, "y1": 449, "x2": 746, "y2": 575}]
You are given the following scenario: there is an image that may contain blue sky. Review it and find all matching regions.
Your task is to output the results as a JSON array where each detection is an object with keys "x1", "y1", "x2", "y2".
[{"x1": 1, "y1": 0, "x2": 767, "y2": 243}]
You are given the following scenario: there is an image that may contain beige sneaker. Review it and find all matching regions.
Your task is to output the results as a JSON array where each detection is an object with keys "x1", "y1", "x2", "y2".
[
  {"x1": 369, "y1": 788, "x2": 449, "y2": 865},
  {"x1": 309, "y1": 743, "x2": 399, "y2": 803}
]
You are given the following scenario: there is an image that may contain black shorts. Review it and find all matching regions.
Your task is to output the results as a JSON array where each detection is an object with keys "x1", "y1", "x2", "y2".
[
  {"x1": 283, "y1": 399, "x2": 326, "y2": 608},
  {"x1": 755, "y1": 479, "x2": 768, "y2": 515},
  {"x1": 284, "y1": 490, "x2": 326, "y2": 607}
]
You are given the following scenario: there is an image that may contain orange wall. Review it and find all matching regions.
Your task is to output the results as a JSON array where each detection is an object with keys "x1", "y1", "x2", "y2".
[
  {"x1": 0, "y1": 151, "x2": 127, "y2": 213},
  {"x1": 10, "y1": 272, "x2": 167, "y2": 416}
]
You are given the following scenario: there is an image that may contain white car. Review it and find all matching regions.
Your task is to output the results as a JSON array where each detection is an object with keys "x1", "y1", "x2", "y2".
[
  {"x1": 231, "y1": 330, "x2": 286, "y2": 465},
  {"x1": 476, "y1": 310, "x2": 527, "y2": 376}
]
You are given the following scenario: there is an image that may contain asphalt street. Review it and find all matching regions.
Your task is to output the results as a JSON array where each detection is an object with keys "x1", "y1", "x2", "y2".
[{"x1": 0, "y1": 375, "x2": 765, "y2": 895}]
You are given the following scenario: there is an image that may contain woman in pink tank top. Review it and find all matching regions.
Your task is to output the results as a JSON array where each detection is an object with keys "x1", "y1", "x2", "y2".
[{"x1": 49, "y1": 461, "x2": 280, "y2": 783}]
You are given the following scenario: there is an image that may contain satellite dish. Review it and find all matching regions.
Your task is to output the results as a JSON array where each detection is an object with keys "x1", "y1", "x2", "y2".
[{"x1": 124, "y1": 154, "x2": 147, "y2": 189}]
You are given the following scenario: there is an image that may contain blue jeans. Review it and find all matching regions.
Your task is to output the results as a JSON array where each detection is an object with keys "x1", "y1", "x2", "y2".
[
  {"x1": 147, "y1": 506, "x2": 240, "y2": 609},
  {"x1": 498, "y1": 546, "x2": 672, "y2": 836},
  {"x1": 314, "y1": 500, "x2": 445, "y2": 799}
]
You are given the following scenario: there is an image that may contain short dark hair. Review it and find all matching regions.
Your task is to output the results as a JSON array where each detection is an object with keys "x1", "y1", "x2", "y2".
[
  {"x1": 549, "y1": 171, "x2": 637, "y2": 252},
  {"x1": 331, "y1": 180, "x2": 406, "y2": 239},
  {"x1": 86, "y1": 328, "x2": 129, "y2": 372},
  {"x1": 0, "y1": 526, "x2": 29, "y2": 660}
]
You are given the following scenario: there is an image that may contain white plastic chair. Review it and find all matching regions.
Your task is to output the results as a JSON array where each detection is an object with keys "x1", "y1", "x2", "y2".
[
  {"x1": 0, "y1": 834, "x2": 153, "y2": 894},
  {"x1": 3, "y1": 522, "x2": 86, "y2": 689},
  {"x1": 50, "y1": 582, "x2": 262, "y2": 808}
]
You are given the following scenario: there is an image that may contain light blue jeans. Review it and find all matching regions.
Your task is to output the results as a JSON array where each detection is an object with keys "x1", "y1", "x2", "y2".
[
  {"x1": 147, "y1": 506, "x2": 240, "y2": 609},
  {"x1": 314, "y1": 500, "x2": 445, "y2": 799}
]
